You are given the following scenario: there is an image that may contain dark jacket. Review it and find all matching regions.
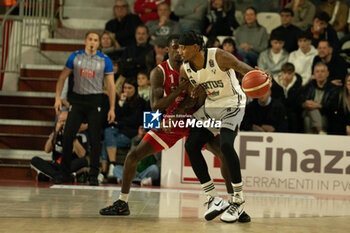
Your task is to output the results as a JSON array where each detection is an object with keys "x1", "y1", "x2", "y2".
[
  {"x1": 205, "y1": 6, "x2": 239, "y2": 37},
  {"x1": 105, "y1": 14, "x2": 142, "y2": 47},
  {"x1": 327, "y1": 93, "x2": 350, "y2": 135},
  {"x1": 271, "y1": 73, "x2": 303, "y2": 111},
  {"x1": 306, "y1": 25, "x2": 339, "y2": 50},
  {"x1": 114, "y1": 96, "x2": 146, "y2": 139},
  {"x1": 271, "y1": 24, "x2": 302, "y2": 53},
  {"x1": 121, "y1": 42, "x2": 154, "y2": 77},
  {"x1": 299, "y1": 79, "x2": 340, "y2": 114},
  {"x1": 241, "y1": 98, "x2": 288, "y2": 132},
  {"x1": 311, "y1": 54, "x2": 347, "y2": 84}
]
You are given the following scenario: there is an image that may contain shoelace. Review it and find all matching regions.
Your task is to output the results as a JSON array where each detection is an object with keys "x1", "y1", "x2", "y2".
[
  {"x1": 104, "y1": 201, "x2": 124, "y2": 211},
  {"x1": 227, "y1": 203, "x2": 240, "y2": 215},
  {"x1": 203, "y1": 196, "x2": 215, "y2": 207}
]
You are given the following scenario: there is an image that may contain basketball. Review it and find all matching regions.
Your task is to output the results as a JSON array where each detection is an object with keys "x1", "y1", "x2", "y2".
[{"x1": 242, "y1": 70, "x2": 270, "y2": 98}]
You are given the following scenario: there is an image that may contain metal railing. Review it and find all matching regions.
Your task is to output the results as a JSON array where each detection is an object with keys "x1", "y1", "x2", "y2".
[{"x1": 0, "y1": 0, "x2": 55, "y2": 89}]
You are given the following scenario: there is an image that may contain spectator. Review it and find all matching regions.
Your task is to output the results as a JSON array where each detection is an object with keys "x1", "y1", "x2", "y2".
[
  {"x1": 328, "y1": 74, "x2": 350, "y2": 135},
  {"x1": 30, "y1": 110, "x2": 89, "y2": 182},
  {"x1": 222, "y1": 37, "x2": 243, "y2": 79},
  {"x1": 300, "y1": 62, "x2": 340, "y2": 134},
  {"x1": 318, "y1": 0, "x2": 348, "y2": 39},
  {"x1": 137, "y1": 71, "x2": 150, "y2": 102},
  {"x1": 145, "y1": 2, "x2": 181, "y2": 46},
  {"x1": 105, "y1": 0, "x2": 142, "y2": 47},
  {"x1": 235, "y1": 7, "x2": 268, "y2": 67},
  {"x1": 288, "y1": 30, "x2": 318, "y2": 85},
  {"x1": 174, "y1": 0, "x2": 208, "y2": 32},
  {"x1": 241, "y1": 89, "x2": 288, "y2": 132},
  {"x1": 100, "y1": 30, "x2": 123, "y2": 61},
  {"x1": 271, "y1": 63, "x2": 303, "y2": 132},
  {"x1": 271, "y1": 8, "x2": 302, "y2": 53},
  {"x1": 120, "y1": 25, "x2": 154, "y2": 78},
  {"x1": 306, "y1": 11, "x2": 339, "y2": 49},
  {"x1": 311, "y1": 40, "x2": 347, "y2": 86},
  {"x1": 145, "y1": 37, "x2": 168, "y2": 74},
  {"x1": 205, "y1": 0, "x2": 239, "y2": 37},
  {"x1": 112, "y1": 126, "x2": 160, "y2": 186},
  {"x1": 205, "y1": 37, "x2": 221, "y2": 48},
  {"x1": 134, "y1": 0, "x2": 170, "y2": 23},
  {"x1": 258, "y1": 31, "x2": 289, "y2": 79},
  {"x1": 285, "y1": 0, "x2": 316, "y2": 30},
  {"x1": 102, "y1": 79, "x2": 146, "y2": 178}
]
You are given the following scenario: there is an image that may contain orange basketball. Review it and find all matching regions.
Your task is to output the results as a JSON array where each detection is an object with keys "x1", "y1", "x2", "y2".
[{"x1": 242, "y1": 70, "x2": 270, "y2": 98}]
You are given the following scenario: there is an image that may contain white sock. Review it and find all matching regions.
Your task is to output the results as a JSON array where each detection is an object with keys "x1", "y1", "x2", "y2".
[
  {"x1": 201, "y1": 180, "x2": 218, "y2": 199},
  {"x1": 119, "y1": 192, "x2": 129, "y2": 202},
  {"x1": 232, "y1": 182, "x2": 243, "y2": 201}
]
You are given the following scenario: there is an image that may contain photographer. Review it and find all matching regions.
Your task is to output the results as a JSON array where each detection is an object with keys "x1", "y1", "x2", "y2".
[{"x1": 31, "y1": 110, "x2": 89, "y2": 181}]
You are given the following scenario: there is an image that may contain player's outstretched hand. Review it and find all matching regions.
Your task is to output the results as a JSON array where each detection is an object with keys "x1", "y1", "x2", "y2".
[
  {"x1": 54, "y1": 99, "x2": 62, "y2": 115},
  {"x1": 254, "y1": 66, "x2": 272, "y2": 87},
  {"x1": 191, "y1": 84, "x2": 205, "y2": 98}
]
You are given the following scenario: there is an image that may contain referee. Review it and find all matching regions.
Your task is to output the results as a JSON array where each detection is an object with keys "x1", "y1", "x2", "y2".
[{"x1": 54, "y1": 31, "x2": 116, "y2": 185}]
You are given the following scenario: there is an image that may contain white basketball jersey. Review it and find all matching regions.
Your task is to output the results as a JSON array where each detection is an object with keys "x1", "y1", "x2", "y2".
[{"x1": 183, "y1": 48, "x2": 246, "y2": 108}]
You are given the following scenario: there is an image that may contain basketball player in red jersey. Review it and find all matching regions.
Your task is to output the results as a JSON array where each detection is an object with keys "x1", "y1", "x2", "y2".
[{"x1": 99, "y1": 35, "x2": 250, "y2": 222}]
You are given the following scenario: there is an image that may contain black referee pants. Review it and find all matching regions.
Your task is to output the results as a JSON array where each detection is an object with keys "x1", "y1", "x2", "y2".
[{"x1": 62, "y1": 93, "x2": 103, "y2": 177}]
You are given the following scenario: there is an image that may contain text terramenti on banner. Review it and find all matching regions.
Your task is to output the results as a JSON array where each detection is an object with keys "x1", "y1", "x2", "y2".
[{"x1": 161, "y1": 132, "x2": 350, "y2": 196}]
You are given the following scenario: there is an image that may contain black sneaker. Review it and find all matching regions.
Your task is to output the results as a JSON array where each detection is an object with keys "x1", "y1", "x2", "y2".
[
  {"x1": 53, "y1": 173, "x2": 74, "y2": 184},
  {"x1": 89, "y1": 176, "x2": 99, "y2": 186},
  {"x1": 238, "y1": 211, "x2": 251, "y2": 223},
  {"x1": 99, "y1": 200, "x2": 130, "y2": 216}
]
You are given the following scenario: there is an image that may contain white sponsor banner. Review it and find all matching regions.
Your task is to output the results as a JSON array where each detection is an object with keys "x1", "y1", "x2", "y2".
[{"x1": 161, "y1": 132, "x2": 350, "y2": 196}]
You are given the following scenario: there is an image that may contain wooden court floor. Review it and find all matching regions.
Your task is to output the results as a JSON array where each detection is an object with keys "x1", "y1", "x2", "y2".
[{"x1": 0, "y1": 183, "x2": 349, "y2": 233}]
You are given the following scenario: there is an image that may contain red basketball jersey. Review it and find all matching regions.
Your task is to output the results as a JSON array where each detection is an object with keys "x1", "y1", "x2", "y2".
[{"x1": 158, "y1": 60, "x2": 187, "y2": 116}]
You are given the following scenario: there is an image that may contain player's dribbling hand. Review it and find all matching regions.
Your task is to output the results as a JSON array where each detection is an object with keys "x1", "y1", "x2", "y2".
[
  {"x1": 255, "y1": 66, "x2": 272, "y2": 87},
  {"x1": 54, "y1": 99, "x2": 62, "y2": 115}
]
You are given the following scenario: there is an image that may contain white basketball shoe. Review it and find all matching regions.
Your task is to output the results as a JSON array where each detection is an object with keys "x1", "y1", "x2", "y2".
[
  {"x1": 204, "y1": 196, "x2": 230, "y2": 221},
  {"x1": 220, "y1": 195, "x2": 245, "y2": 223}
]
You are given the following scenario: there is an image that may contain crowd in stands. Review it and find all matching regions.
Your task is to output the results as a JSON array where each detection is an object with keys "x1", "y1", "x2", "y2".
[{"x1": 36, "y1": 0, "x2": 350, "y2": 185}]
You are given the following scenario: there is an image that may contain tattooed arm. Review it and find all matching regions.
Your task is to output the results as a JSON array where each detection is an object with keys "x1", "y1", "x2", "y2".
[{"x1": 215, "y1": 48, "x2": 253, "y2": 77}]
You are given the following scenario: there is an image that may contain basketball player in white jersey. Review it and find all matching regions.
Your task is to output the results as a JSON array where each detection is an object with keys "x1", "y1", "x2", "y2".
[{"x1": 178, "y1": 31, "x2": 257, "y2": 223}]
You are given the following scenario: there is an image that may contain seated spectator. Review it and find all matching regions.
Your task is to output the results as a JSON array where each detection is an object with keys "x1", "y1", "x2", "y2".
[
  {"x1": 112, "y1": 126, "x2": 160, "y2": 186},
  {"x1": 145, "y1": 37, "x2": 168, "y2": 73},
  {"x1": 288, "y1": 30, "x2": 318, "y2": 85},
  {"x1": 271, "y1": 8, "x2": 302, "y2": 53},
  {"x1": 174, "y1": 0, "x2": 208, "y2": 32},
  {"x1": 318, "y1": 0, "x2": 348, "y2": 39},
  {"x1": 241, "y1": 89, "x2": 288, "y2": 132},
  {"x1": 235, "y1": 7, "x2": 268, "y2": 67},
  {"x1": 327, "y1": 74, "x2": 350, "y2": 135},
  {"x1": 222, "y1": 37, "x2": 243, "y2": 61},
  {"x1": 100, "y1": 30, "x2": 123, "y2": 61},
  {"x1": 31, "y1": 110, "x2": 89, "y2": 182},
  {"x1": 300, "y1": 62, "x2": 340, "y2": 134},
  {"x1": 146, "y1": 2, "x2": 181, "y2": 46},
  {"x1": 222, "y1": 37, "x2": 243, "y2": 79},
  {"x1": 134, "y1": 0, "x2": 170, "y2": 23},
  {"x1": 285, "y1": 0, "x2": 316, "y2": 30},
  {"x1": 306, "y1": 11, "x2": 339, "y2": 50},
  {"x1": 120, "y1": 25, "x2": 154, "y2": 78},
  {"x1": 204, "y1": 0, "x2": 239, "y2": 37},
  {"x1": 271, "y1": 63, "x2": 303, "y2": 132},
  {"x1": 258, "y1": 31, "x2": 289, "y2": 79},
  {"x1": 105, "y1": 0, "x2": 142, "y2": 47},
  {"x1": 102, "y1": 79, "x2": 146, "y2": 178},
  {"x1": 205, "y1": 37, "x2": 221, "y2": 48},
  {"x1": 311, "y1": 40, "x2": 347, "y2": 86},
  {"x1": 137, "y1": 71, "x2": 150, "y2": 102}
]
